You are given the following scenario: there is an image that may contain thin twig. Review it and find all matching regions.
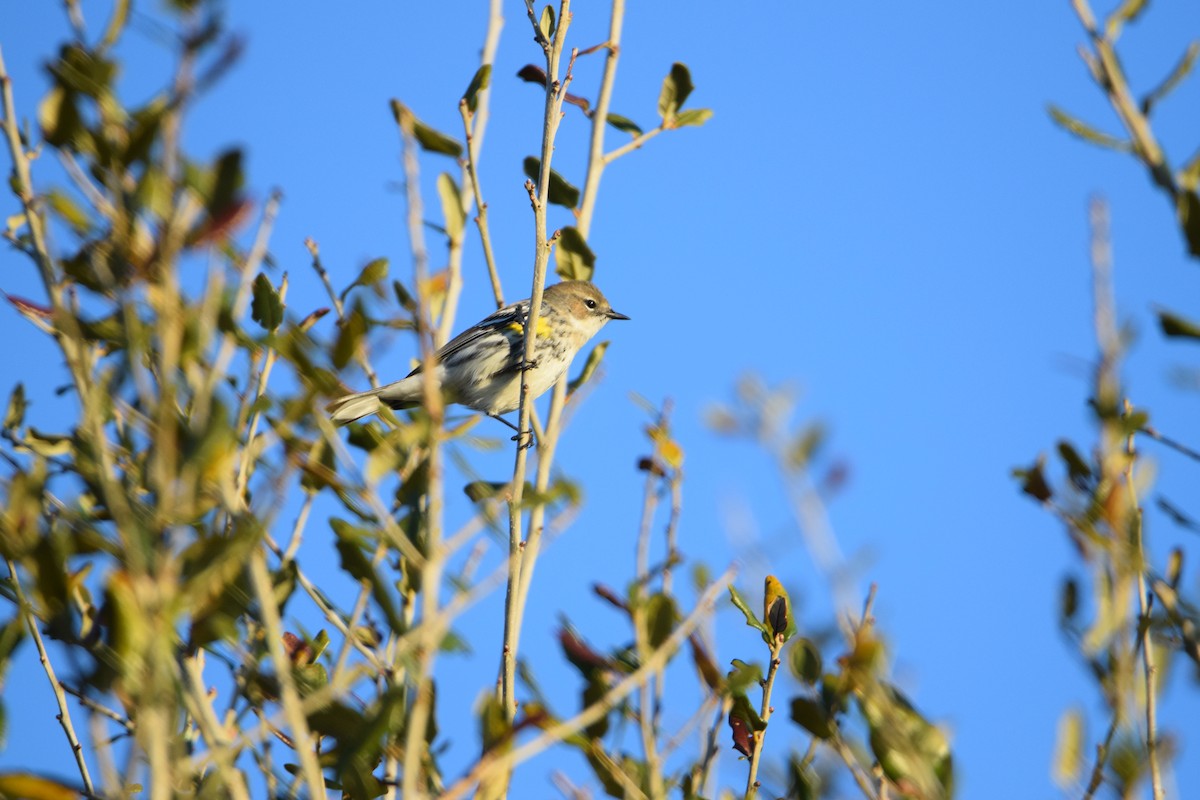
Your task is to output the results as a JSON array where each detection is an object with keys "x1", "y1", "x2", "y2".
[
  {"x1": 460, "y1": 100, "x2": 505, "y2": 308},
  {"x1": 830, "y1": 733, "x2": 882, "y2": 800},
  {"x1": 501, "y1": 0, "x2": 574, "y2": 733},
  {"x1": 248, "y1": 550, "x2": 327, "y2": 798},
  {"x1": 307, "y1": 238, "x2": 381, "y2": 388},
  {"x1": 576, "y1": 0, "x2": 625, "y2": 238},
  {"x1": 603, "y1": 125, "x2": 665, "y2": 166},
  {"x1": 633, "y1": 438, "x2": 665, "y2": 800},
  {"x1": 1125, "y1": 400, "x2": 1163, "y2": 800},
  {"x1": 744, "y1": 638, "x2": 784, "y2": 800},
  {"x1": 7, "y1": 559, "x2": 94, "y2": 794},
  {"x1": 443, "y1": 567, "x2": 735, "y2": 800},
  {"x1": 181, "y1": 653, "x2": 252, "y2": 800},
  {"x1": 396, "y1": 90, "x2": 448, "y2": 800}
]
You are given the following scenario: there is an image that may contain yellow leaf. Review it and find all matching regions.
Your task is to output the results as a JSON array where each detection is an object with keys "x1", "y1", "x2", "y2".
[{"x1": 0, "y1": 772, "x2": 79, "y2": 800}]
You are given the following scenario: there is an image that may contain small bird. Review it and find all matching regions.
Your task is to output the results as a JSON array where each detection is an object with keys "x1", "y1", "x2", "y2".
[{"x1": 327, "y1": 280, "x2": 629, "y2": 429}]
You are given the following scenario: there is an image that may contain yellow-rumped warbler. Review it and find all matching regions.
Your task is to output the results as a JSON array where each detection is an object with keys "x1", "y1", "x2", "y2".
[{"x1": 327, "y1": 280, "x2": 629, "y2": 429}]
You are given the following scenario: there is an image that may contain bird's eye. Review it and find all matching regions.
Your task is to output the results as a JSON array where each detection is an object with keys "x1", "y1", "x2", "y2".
[{"x1": 585, "y1": 299, "x2": 597, "y2": 309}]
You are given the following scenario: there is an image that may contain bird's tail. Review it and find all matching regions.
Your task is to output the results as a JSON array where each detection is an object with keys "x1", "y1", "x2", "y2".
[
  {"x1": 327, "y1": 378, "x2": 423, "y2": 425},
  {"x1": 326, "y1": 387, "x2": 388, "y2": 425}
]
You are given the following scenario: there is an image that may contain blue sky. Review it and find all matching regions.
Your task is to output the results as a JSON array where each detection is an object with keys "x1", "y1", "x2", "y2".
[{"x1": 4, "y1": 1, "x2": 1200, "y2": 797}]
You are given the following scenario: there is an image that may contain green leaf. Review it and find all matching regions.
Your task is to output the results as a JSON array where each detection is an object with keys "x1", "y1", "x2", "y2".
[
  {"x1": 0, "y1": 773, "x2": 78, "y2": 800},
  {"x1": 1108, "y1": 0, "x2": 1149, "y2": 34},
  {"x1": 658, "y1": 62, "x2": 695, "y2": 123},
  {"x1": 1056, "y1": 440, "x2": 1093, "y2": 489},
  {"x1": 673, "y1": 108, "x2": 713, "y2": 128},
  {"x1": 539, "y1": 4, "x2": 556, "y2": 41},
  {"x1": 644, "y1": 593, "x2": 677, "y2": 650},
  {"x1": 250, "y1": 273, "x2": 283, "y2": 332},
  {"x1": 1052, "y1": 708, "x2": 1085, "y2": 788},
  {"x1": 790, "y1": 696, "x2": 834, "y2": 740},
  {"x1": 555, "y1": 226, "x2": 595, "y2": 281},
  {"x1": 463, "y1": 64, "x2": 492, "y2": 113},
  {"x1": 23, "y1": 428, "x2": 71, "y2": 458},
  {"x1": 568, "y1": 341, "x2": 609, "y2": 395},
  {"x1": 477, "y1": 695, "x2": 512, "y2": 800},
  {"x1": 45, "y1": 190, "x2": 91, "y2": 235},
  {"x1": 49, "y1": 44, "x2": 116, "y2": 99},
  {"x1": 729, "y1": 584, "x2": 768, "y2": 634},
  {"x1": 786, "y1": 422, "x2": 826, "y2": 471},
  {"x1": 1142, "y1": 42, "x2": 1198, "y2": 116},
  {"x1": 330, "y1": 518, "x2": 404, "y2": 633},
  {"x1": 38, "y1": 85, "x2": 89, "y2": 153},
  {"x1": 437, "y1": 173, "x2": 465, "y2": 243},
  {"x1": 523, "y1": 157, "x2": 580, "y2": 208},
  {"x1": 440, "y1": 630, "x2": 472, "y2": 654},
  {"x1": 605, "y1": 113, "x2": 642, "y2": 136},
  {"x1": 207, "y1": 148, "x2": 245, "y2": 216},
  {"x1": 464, "y1": 481, "x2": 510, "y2": 503},
  {"x1": 726, "y1": 658, "x2": 762, "y2": 695},
  {"x1": 99, "y1": 0, "x2": 130, "y2": 52},
  {"x1": 390, "y1": 99, "x2": 463, "y2": 157},
  {"x1": 332, "y1": 303, "x2": 367, "y2": 369},
  {"x1": 340, "y1": 258, "x2": 389, "y2": 302},
  {"x1": 1059, "y1": 577, "x2": 1080, "y2": 627},
  {"x1": 1013, "y1": 456, "x2": 1052, "y2": 503},
  {"x1": 788, "y1": 638, "x2": 823, "y2": 685},
  {"x1": 763, "y1": 575, "x2": 792, "y2": 639},
  {"x1": 1180, "y1": 149, "x2": 1200, "y2": 193},
  {"x1": 688, "y1": 633, "x2": 722, "y2": 692},
  {"x1": 1047, "y1": 105, "x2": 1130, "y2": 152},
  {"x1": 1175, "y1": 189, "x2": 1200, "y2": 258},
  {"x1": 860, "y1": 684, "x2": 955, "y2": 800},
  {"x1": 4, "y1": 384, "x2": 26, "y2": 431}
]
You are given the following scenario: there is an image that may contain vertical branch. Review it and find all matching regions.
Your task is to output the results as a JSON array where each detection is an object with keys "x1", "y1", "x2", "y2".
[
  {"x1": 501, "y1": 0, "x2": 573, "y2": 723},
  {"x1": 633, "y1": 451, "x2": 665, "y2": 800},
  {"x1": 576, "y1": 0, "x2": 625, "y2": 238},
  {"x1": 307, "y1": 239, "x2": 382, "y2": 389},
  {"x1": 1124, "y1": 400, "x2": 1162, "y2": 800},
  {"x1": 397, "y1": 98, "x2": 447, "y2": 800},
  {"x1": 743, "y1": 639, "x2": 783, "y2": 800},
  {"x1": 181, "y1": 654, "x2": 252, "y2": 800},
  {"x1": 235, "y1": 272, "x2": 288, "y2": 502},
  {"x1": 248, "y1": 550, "x2": 327, "y2": 797},
  {"x1": 443, "y1": 0, "x2": 507, "y2": 330},
  {"x1": 1069, "y1": 0, "x2": 1175, "y2": 195},
  {"x1": 6, "y1": 560, "x2": 94, "y2": 794},
  {"x1": 460, "y1": 94, "x2": 506, "y2": 308}
]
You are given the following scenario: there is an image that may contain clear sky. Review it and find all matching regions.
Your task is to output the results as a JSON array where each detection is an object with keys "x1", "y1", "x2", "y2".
[{"x1": 3, "y1": 1, "x2": 1199, "y2": 797}]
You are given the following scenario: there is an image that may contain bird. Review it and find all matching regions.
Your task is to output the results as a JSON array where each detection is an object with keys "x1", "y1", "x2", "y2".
[{"x1": 326, "y1": 280, "x2": 629, "y2": 431}]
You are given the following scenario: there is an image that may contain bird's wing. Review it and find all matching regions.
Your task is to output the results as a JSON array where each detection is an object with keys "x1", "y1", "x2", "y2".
[{"x1": 404, "y1": 299, "x2": 529, "y2": 378}]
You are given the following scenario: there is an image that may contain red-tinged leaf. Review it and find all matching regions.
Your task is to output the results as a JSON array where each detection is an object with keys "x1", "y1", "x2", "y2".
[
  {"x1": 592, "y1": 583, "x2": 630, "y2": 613},
  {"x1": 189, "y1": 196, "x2": 253, "y2": 246},
  {"x1": 5, "y1": 294, "x2": 53, "y2": 320},
  {"x1": 298, "y1": 307, "x2": 330, "y2": 332},
  {"x1": 728, "y1": 694, "x2": 765, "y2": 758},
  {"x1": 729, "y1": 713, "x2": 752, "y2": 757},
  {"x1": 558, "y1": 626, "x2": 609, "y2": 675},
  {"x1": 282, "y1": 632, "x2": 314, "y2": 665},
  {"x1": 516, "y1": 64, "x2": 547, "y2": 86},
  {"x1": 689, "y1": 633, "x2": 722, "y2": 692}
]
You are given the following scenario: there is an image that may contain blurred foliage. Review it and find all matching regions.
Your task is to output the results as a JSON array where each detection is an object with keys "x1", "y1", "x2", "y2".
[
  {"x1": 1023, "y1": 3, "x2": 1200, "y2": 796},
  {"x1": 3, "y1": 0, "x2": 1195, "y2": 799}
]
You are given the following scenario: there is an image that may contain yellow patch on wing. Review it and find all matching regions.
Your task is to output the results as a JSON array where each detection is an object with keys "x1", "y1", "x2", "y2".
[{"x1": 505, "y1": 316, "x2": 554, "y2": 339}]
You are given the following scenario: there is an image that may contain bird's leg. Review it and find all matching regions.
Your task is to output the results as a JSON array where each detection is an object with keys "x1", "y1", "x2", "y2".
[{"x1": 489, "y1": 413, "x2": 536, "y2": 450}]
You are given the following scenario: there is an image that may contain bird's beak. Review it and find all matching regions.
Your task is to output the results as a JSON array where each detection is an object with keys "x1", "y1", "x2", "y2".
[{"x1": 606, "y1": 309, "x2": 630, "y2": 321}]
